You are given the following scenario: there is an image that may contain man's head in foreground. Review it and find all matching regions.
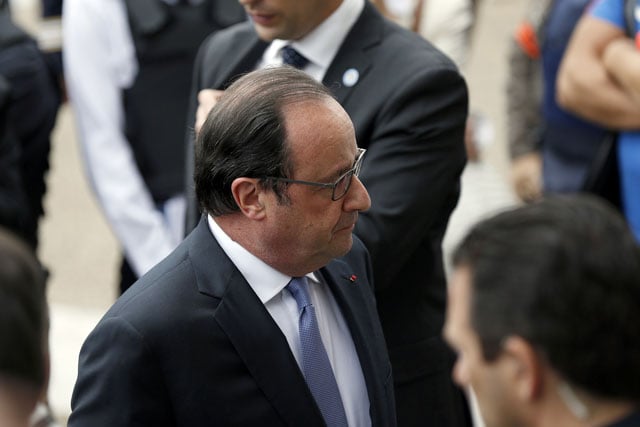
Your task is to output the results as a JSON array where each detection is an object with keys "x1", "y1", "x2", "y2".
[{"x1": 445, "y1": 194, "x2": 640, "y2": 427}]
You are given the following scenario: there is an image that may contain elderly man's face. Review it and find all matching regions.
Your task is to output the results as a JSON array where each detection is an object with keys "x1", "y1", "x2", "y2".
[
  {"x1": 260, "y1": 97, "x2": 370, "y2": 276},
  {"x1": 238, "y1": 0, "x2": 342, "y2": 41},
  {"x1": 444, "y1": 266, "x2": 522, "y2": 427}
]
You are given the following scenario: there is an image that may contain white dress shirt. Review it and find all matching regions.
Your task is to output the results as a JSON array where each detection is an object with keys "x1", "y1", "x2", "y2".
[
  {"x1": 63, "y1": 0, "x2": 185, "y2": 277},
  {"x1": 208, "y1": 216, "x2": 371, "y2": 426},
  {"x1": 258, "y1": 0, "x2": 364, "y2": 81}
]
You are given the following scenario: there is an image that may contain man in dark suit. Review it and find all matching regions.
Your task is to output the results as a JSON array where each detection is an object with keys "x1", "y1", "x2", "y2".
[
  {"x1": 69, "y1": 67, "x2": 395, "y2": 426},
  {"x1": 184, "y1": 0, "x2": 470, "y2": 424}
]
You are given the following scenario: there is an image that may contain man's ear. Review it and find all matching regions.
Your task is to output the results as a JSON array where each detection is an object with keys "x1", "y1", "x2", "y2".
[
  {"x1": 501, "y1": 336, "x2": 545, "y2": 403},
  {"x1": 231, "y1": 177, "x2": 266, "y2": 219}
]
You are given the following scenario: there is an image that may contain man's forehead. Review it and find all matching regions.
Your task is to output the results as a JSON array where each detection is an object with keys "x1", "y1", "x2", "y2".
[
  {"x1": 282, "y1": 97, "x2": 352, "y2": 138},
  {"x1": 451, "y1": 267, "x2": 472, "y2": 307},
  {"x1": 448, "y1": 266, "x2": 473, "y2": 331}
]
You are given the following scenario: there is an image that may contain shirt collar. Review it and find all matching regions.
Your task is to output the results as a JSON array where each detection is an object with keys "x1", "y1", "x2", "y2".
[
  {"x1": 264, "y1": 0, "x2": 364, "y2": 70},
  {"x1": 207, "y1": 215, "x2": 318, "y2": 304}
]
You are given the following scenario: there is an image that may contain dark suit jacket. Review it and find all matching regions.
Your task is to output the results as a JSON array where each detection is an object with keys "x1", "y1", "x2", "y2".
[
  {"x1": 185, "y1": 3, "x2": 469, "y2": 424},
  {"x1": 0, "y1": 8, "x2": 58, "y2": 249},
  {"x1": 69, "y1": 218, "x2": 395, "y2": 426}
]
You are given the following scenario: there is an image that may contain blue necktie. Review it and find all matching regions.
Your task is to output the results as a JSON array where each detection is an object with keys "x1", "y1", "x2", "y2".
[
  {"x1": 281, "y1": 45, "x2": 309, "y2": 70},
  {"x1": 287, "y1": 277, "x2": 349, "y2": 427}
]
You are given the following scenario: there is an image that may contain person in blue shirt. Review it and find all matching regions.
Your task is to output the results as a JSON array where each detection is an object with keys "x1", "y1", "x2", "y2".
[
  {"x1": 508, "y1": 0, "x2": 613, "y2": 203},
  {"x1": 558, "y1": 0, "x2": 640, "y2": 240}
]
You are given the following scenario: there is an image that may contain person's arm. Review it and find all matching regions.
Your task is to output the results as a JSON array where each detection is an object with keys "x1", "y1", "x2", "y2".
[
  {"x1": 0, "y1": 77, "x2": 29, "y2": 237},
  {"x1": 603, "y1": 37, "x2": 640, "y2": 101},
  {"x1": 506, "y1": 24, "x2": 544, "y2": 202},
  {"x1": 63, "y1": 0, "x2": 176, "y2": 276},
  {"x1": 355, "y1": 66, "x2": 468, "y2": 290},
  {"x1": 557, "y1": 15, "x2": 640, "y2": 129},
  {"x1": 69, "y1": 317, "x2": 172, "y2": 426}
]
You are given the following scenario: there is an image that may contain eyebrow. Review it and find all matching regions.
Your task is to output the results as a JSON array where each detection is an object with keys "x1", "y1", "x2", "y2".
[
  {"x1": 338, "y1": 151, "x2": 361, "y2": 175},
  {"x1": 314, "y1": 152, "x2": 358, "y2": 182}
]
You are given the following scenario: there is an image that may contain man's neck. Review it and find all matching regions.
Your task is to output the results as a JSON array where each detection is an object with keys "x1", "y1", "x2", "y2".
[
  {"x1": 0, "y1": 383, "x2": 38, "y2": 427},
  {"x1": 535, "y1": 388, "x2": 636, "y2": 427}
]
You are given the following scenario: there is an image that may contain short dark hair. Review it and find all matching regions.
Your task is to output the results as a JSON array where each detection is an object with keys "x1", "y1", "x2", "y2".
[
  {"x1": 452, "y1": 194, "x2": 640, "y2": 400},
  {"x1": 0, "y1": 227, "x2": 47, "y2": 392},
  {"x1": 194, "y1": 66, "x2": 334, "y2": 216}
]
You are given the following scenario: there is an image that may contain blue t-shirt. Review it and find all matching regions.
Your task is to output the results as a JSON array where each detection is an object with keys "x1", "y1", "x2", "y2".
[
  {"x1": 590, "y1": 0, "x2": 629, "y2": 28},
  {"x1": 590, "y1": 0, "x2": 640, "y2": 240}
]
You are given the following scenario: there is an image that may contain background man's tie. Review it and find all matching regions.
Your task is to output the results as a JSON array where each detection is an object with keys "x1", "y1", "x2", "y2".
[
  {"x1": 287, "y1": 277, "x2": 349, "y2": 427},
  {"x1": 281, "y1": 45, "x2": 309, "y2": 70}
]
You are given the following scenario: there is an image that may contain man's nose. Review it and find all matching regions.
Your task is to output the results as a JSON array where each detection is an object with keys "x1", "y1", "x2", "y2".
[{"x1": 344, "y1": 176, "x2": 371, "y2": 212}]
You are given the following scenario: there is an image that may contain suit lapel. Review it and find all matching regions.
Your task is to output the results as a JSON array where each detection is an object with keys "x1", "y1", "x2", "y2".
[
  {"x1": 220, "y1": 40, "x2": 267, "y2": 88},
  {"x1": 210, "y1": 6, "x2": 385, "y2": 102},
  {"x1": 319, "y1": 259, "x2": 385, "y2": 424},
  {"x1": 214, "y1": 275, "x2": 327, "y2": 427},
  {"x1": 208, "y1": 29, "x2": 268, "y2": 89},
  {"x1": 323, "y1": 2, "x2": 383, "y2": 105},
  {"x1": 188, "y1": 220, "x2": 325, "y2": 426}
]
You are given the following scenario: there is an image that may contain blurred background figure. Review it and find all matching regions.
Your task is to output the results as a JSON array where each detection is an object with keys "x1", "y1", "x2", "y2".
[
  {"x1": 446, "y1": 194, "x2": 640, "y2": 427},
  {"x1": 63, "y1": 0, "x2": 246, "y2": 294},
  {"x1": 37, "y1": 0, "x2": 65, "y2": 106},
  {"x1": 0, "y1": 0, "x2": 58, "y2": 251},
  {"x1": 0, "y1": 227, "x2": 50, "y2": 427},
  {"x1": 0, "y1": 3, "x2": 60, "y2": 425},
  {"x1": 558, "y1": 0, "x2": 640, "y2": 241},
  {"x1": 371, "y1": 0, "x2": 476, "y2": 68},
  {"x1": 507, "y1": 0, "x2": 614, "y2": 205},
  {"x1": 0, "y1": 75, "x2": 29, "y2": 239}
]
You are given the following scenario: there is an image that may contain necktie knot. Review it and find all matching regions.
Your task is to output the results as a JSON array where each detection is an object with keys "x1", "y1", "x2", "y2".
[
  {"x1": 287, "y1": 277, "x2": 311, "y2": 311},
  {"x1": 281, "y1": 45, "x2": 309, "y2": 70}
]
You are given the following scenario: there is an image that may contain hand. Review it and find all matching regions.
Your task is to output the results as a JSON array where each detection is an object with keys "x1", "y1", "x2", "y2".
[
  {"x1": 195, "y1": 89, "x2": 224, "y2": 135},
  {"x1": 511, "y1": 152, "x2": 542, "y2": 203}
]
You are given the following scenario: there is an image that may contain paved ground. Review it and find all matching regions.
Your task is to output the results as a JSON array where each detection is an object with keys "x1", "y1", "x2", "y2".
[{"x1": 12, "y1": 0, "x2": 526, "y2": 423}]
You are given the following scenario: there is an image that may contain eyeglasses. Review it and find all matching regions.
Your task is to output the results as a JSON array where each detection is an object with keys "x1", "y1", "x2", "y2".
[{"x1": 266, "y1": 148, "x2": 366, "y2": 201}]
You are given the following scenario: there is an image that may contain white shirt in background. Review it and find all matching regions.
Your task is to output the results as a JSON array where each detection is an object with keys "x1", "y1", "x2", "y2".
[{"x1": 63, "y1": 0, "x2": 186, "y2": 277}]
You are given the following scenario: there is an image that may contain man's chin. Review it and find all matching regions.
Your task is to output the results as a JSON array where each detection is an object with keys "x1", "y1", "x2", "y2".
[
  {"x1": 254, "y1": 25, "x2": 280, "y2": 42},
  {"x1": 333, "y1": 234, "x2": 354, "y2": 257}
]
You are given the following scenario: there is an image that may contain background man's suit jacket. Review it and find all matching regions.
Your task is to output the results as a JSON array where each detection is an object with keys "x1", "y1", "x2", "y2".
[
  {"x1": 184, "y1": 3, "x2": 469, "y2": 424},
  {"x1": 69, "y1": 218, "x2": 395, "y2": 426}
]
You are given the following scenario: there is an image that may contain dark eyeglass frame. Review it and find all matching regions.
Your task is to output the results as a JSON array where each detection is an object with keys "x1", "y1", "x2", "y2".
[{"x1": 265, "y1": 148, "x2": 366, "y2": 201}]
